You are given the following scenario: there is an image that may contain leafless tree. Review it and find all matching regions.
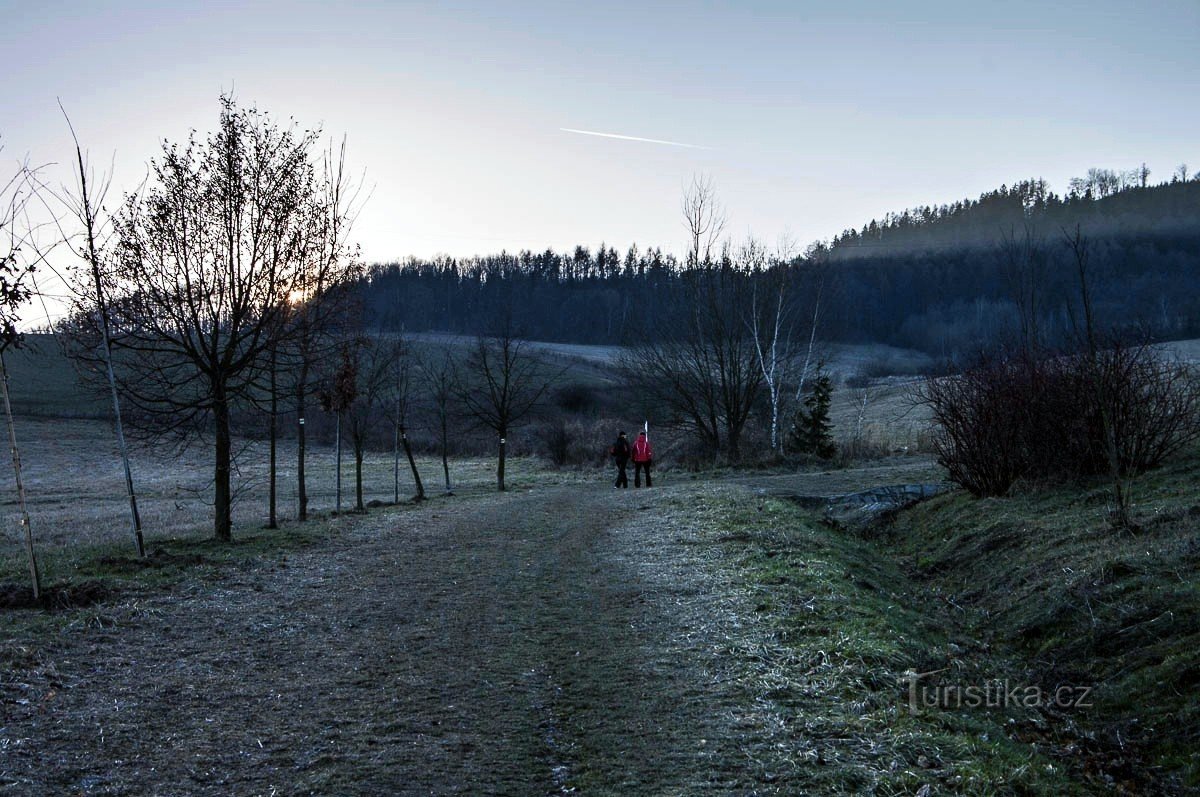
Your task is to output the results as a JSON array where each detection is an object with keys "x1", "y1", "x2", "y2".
[
  {"x1": 849, "y1": 379, "x2": 882, "y2": 440},
  {"x1": 95, "y1": 97, "x2": 357, "y2": 541},
  {"x1": 0, "y1": 154, "x2": 41, "y2": 596},
  {"x1": 1065, "y1": 226, "x2": 1134, "y2": 529},
  {"x1": 417, "y1": 347, "x2": 459, "y2": 494},
  {"x1": 793, "y1": 243, "x2": 829, "y2": 403},
  {"x1": 745, "y1": 237, "x2": 806, "y2": 453},
  {"x1": 457, "y1": 322, "x2": 556, "y2": 491},
  {"x1": 383, "y1": 337, "x2": 425, "y2": 503},
  {"x1": 681, "y1": 174, "x2": 727, "y2": 266},
  {"x1": 623, "y1": 257, "x2": 763, "y2": 462},
  {"x1": 42, "y1": 106, "x2": 147, "y2": 553},
  {"x1": 281, "y1": 139, "x2": 364, "y2": 522},
  {"x1": 999, "y1": 224, "x2": 1047, "y2": 354},
  {"x1": 339, "y1": 335, "x2": 409, "y2": 510},
  {"x1": 319, "y1": 341, "x2": 359, "y2": 513}
]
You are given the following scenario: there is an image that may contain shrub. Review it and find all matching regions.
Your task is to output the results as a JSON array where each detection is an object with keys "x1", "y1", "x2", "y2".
[
  {"x1": 541, "y1": 418, "x2": 574, "y2": 468},
  {"x1": 918, "y1": 345, "x2": 1200, "y2": 497}
]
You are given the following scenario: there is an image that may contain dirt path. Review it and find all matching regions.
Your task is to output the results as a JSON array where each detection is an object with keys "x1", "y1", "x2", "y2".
[{"x1": 2, "y1": 485, "x2": 765, "y2": 796}]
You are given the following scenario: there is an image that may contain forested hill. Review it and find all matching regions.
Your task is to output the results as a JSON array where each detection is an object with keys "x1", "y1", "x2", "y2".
[
  {"x1": 826, "y1": 173, "x2": 1200, "y2": 258},
  {"x1": 361, "y1": 174, "x2": 1200, "y2": 356}
]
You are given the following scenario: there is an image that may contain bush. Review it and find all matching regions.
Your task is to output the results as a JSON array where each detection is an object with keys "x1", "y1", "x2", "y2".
[
  {"x1": 541, "y1": 419, "x2": 573, "y2": 467},
  {"x1": 553, "y1": 382, "x2": 604, "y2": 414},
  {"x1": 836, "y1": 434, "x2": 891, "y2": 464},
  {"x1": 918, "y1": 345, "x2": 1200, "y2": 497}
]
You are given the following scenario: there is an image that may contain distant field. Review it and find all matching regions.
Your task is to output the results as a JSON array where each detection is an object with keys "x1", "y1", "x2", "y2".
[{"x1": 3, "y1": 334, "x2": 109, "y2": 418}]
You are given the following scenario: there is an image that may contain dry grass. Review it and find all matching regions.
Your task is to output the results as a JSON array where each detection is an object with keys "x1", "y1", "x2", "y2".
[{"x1": 0, "y1": 416, "x2": 589, "y2": 577}]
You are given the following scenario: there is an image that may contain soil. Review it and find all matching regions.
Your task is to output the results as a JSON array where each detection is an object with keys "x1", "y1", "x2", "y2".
[
  {"x1": 0, "y1": 484, "x2": 782, "y2": 796},
  {"x1": 0, "y1": 580, "x2": 114, "y2": 611}
]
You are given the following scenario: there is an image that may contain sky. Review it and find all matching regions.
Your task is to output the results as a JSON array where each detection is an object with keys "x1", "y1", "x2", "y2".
[{"x1": 3, "y1": 0, "x2": 1199, "y2": 323}]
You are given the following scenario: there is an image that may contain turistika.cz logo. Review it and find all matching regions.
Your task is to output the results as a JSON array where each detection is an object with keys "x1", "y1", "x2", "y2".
[{"x1": 902, "y1": 669, "x2": 1093, "y2": 714}]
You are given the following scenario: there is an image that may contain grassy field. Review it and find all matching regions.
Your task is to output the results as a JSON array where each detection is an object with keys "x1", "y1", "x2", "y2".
[{"x1": 0, "y1": 414, "x2": 593, "y2": 588}]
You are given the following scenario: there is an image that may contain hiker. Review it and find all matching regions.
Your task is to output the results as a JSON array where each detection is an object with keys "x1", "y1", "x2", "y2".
[
  {"x1": 610, "y1": 431, "x2": 630, "y2": 488},
  {"x1": 632, "y1": 430, "x2": 653, "y2": 488}
]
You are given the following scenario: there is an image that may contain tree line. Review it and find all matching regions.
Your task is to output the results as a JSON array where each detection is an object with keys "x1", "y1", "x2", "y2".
[{"x1": 360, "y1": 176, "x2": 1200, "y2": 355}]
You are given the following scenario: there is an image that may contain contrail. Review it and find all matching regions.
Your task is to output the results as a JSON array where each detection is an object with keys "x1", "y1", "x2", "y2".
[{"x1": 559, "y1": 127, "x2": 710, "y2": 150}]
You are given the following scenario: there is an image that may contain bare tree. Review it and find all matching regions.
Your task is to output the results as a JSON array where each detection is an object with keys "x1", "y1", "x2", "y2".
[
  {"x1": 457, "y1": 323, "x2": 556, "y2": 491},
  {"x1": 0, "y1": 155, "x2": 41, "y2": 596},
  {"x1": 849, "y1": 379, "x2": 882, "y2": 439},
  {"x1": 282, "y1": 139, "x2": 364, "y2": 522},
  {"x1": 96, "y1": 97, "x2": 356, "y2": 541},
  {"x1": 623, "y1": 258, "x2": 763, "y2": 462},
  {"x1": 1065, "y1": 226, "x2": 1133, "y2": 529},
  {"x1": 681, "y1": 174, "x2": 727, "y2": 266},
  {"x1": 417, "y1": 347, "x2": 458, "y2": 494},
  {"x1": 383, "y1": 338, "x2": 425, "y2": 503},
  {"x1": 319, "y1": 342, "x2": 359, "y2": 513},
  {"x1": 746, "y1": 237, "x2": 803, "y2": 452},
  {"x1": 792, "y1": 243, "x2": 829, "y2": 403},
  {"x1": 999, "y1": 225, "x2": 1048, "y2": 354},
  {"x1": 45, "y1": 107, "x2": 147, "y2": 554}
]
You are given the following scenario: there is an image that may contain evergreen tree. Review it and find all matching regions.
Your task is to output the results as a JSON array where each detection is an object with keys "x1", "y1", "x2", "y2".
[{"x1": 789, "y1": 369, "x2": 836, "y2": 459}]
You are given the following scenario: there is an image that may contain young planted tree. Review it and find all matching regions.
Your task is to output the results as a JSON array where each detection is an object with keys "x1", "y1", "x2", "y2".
[
  {"x1": 0, "y1": 157, "x2": 41, "y2": 596},
  {"x1": 383, "y1": 338, "x2": 425, "y2": 503},
  {"x1": 284, "y1": 140, "x2": 363, "y2": 522},
  {"x1": 49, "y1": 109, "x2": 146, "y2": 554},
  {"x1": 458, "y1": 323, "x2": 556, "y2": 491},
  {"x1": 97, "y1": 97, "x2": 356, "y2": 541},
  {"x1": 320, "y1": 343, "x2": 359, "y2": 513},
  {"x1": 417, "y1": 348, "x2": 458, "y2": 494}
]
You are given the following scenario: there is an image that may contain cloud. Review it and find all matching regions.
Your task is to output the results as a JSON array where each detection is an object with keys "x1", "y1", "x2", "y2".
[{"x1": 559, "y1": 127, "x2": 710, "y2": 150}]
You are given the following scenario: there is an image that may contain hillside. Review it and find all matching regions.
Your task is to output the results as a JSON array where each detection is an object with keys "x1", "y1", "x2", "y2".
[{"x1": 361, "y1": 176, "x2": 1200, "y2": 355}]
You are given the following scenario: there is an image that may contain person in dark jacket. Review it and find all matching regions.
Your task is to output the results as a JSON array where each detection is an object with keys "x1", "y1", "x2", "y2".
[
  {"x1": 610, "y1": 431, "x2": 630, "y2": 488},
  {"x1": 632, "y1": 430, "x2": 653, "y2": 487}
]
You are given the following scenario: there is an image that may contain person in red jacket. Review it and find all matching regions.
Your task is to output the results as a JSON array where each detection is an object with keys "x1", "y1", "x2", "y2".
[{"x1": 632, "y1": 431, "x2": 653, "y2": 488}]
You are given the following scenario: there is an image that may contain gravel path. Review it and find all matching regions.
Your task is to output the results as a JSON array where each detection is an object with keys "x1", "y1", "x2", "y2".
[{"x1": 1, "y1": 485, "x2": 765, "y2": 796}]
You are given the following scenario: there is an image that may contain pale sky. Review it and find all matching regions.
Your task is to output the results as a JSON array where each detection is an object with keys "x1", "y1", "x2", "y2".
[{"x1": 4, "y1": 0, "x2": 1199, "y2": 323}]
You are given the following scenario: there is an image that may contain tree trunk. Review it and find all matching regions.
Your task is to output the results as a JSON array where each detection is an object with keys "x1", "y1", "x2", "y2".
[
  {"x1": 393, "y1": 419, "x2": 400, "y2": 504},
  {"x1": 267, "y1": 347, "x2": 278, "y2": 529},
  {"x1": 76, "y1": 141, "x2": 145, "y2": 558},
  {"x1": 214, "y1": 394, "x2": 233, "y2": 542},
  {"x1": 335, "y1": 412, "x2": 343, "y2": 514},
  {"x1": 441, "y1": 414, "x2": 452, "y2": 494},
  {"x1": 1, "y1": 352, "x2": 40, "y2": 599},
  {"x1": 401, "y1": 425, "x2": 425, "y2": 501},
  {"x1": 297, "y1": 371, "x2": 308, "y2": 521},
  {"x1": 497, "y1": 431, "x2": 507, "y2": 492},
  {"x1": 355, "y1": 444, "x2": 364, "y2": 511}
]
